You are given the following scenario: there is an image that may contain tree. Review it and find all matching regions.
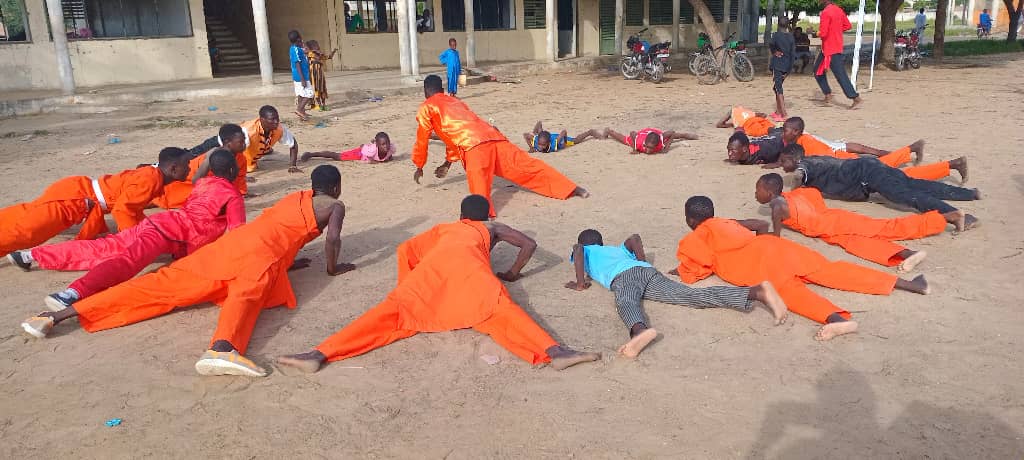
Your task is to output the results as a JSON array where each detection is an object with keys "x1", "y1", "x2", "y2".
[
  {"x1": 877, "y1": 0, "x2": 903, "y2": 63},
  {"x1": 932, "y1": 0, "x2": 948, "y2": 58},
  {"x1": 692, "y1": 0, "x2": 726, "y2": 48},
  {"x1": 1005, "y1": 0, "x2": 1023, "y2": 41}
]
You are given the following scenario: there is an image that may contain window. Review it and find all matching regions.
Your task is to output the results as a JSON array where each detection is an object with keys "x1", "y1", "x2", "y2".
[
  {"x1": 345, "y1": 0, "x2": 398, "y2": 33},
  {"x1": 625, "y1": 0, "x2": 642, "y2": 26},
  {"x1": 441, "y1": 0, "x2": 515, "y2": 31},
  {"x1": 416, "y1": 0, "x2": 434, "y2": 32},
  {"x1": 59, "y1": 0, "x2": 192, "y2": 39},
  {"x1": 679, "y1": 0, "x2": 694, "y2": 24},
  {"x1": 648, "y1": 0, "x2": 672, "y2": 25},
  {"x1": 524, "y1": 0, "x2": 544, "y2": 29},
  {"x1": 704, "y1": 0, "x2": 724, "y2": 22},
  {"x1": 728, "y1": 0, "x2": 737, "y2": 22},
  {"x1": 0, "y1": 0, "x2": 30, "y2": 41}
]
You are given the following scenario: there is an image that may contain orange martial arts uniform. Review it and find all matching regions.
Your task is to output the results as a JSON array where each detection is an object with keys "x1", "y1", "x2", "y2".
[
  {"x1": 70, "y1": 190, "x2": 322, "y2": 353},
  {"x1": 240, "y1": 118, "x2": 292, "y2": 173},
  {"x1": 151, "y1": 151, "x2": 249, "y2": 209},
  {"x1": 675, "y1": 217, "x2": 898, "y2": 323},
  {"x1": 794, "y1": 135, "x2": 951, "y2": 181},
  {"x1": 413, "y1": 93, "x2": 578, "y2": 217},
  {"x1": 732, "y1": 106, "x2": 776, "y2": 137},
  {"x1": 780, "y1": 188, "x2": 947, "y2": 266},
  {"x1": 315, "y1": 219, "x2": 558, "y2": 365},
  {"x1": 0, "y1": 166, "x2": 165, "y2": 257}
]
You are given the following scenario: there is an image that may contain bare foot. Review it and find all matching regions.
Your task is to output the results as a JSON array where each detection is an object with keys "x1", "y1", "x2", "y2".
[
  {"x1": 961, "y1": 214, "x2": 980, "y2": 232},
  {"x1": 755, "y1": 281, "x2": 788, "y2": 325},
  {"x1": 909, "y1": 139, "x2": 926, "y2": 165},
  {"x1": 943, "y1": 210, "x2": 967, "y2": 232},
  {"x1": 548, "y1": 346, "x2": 601, "y2": 370},
  {"x1": 818, "y1": 94, "x2": 834, "y2": 106},
  {"x1": 617, "y1": 328, "x2": 658, "y2": 358},
  {"x1": 897, "y1": 250, "x2": 927, "y2": 273},
  {"x1": 949, "y1": 156, "x2": 968, "y2": 183},
  {"x1": 972, "y1": 188, "x2": 982, "y2": 200},
  {"x1": 276, "y1": 350, "x2": 327, "y2": 374},
  {"x1": 815, "y1": 321, "x2": 859, "y2": 341},
  {"x1": 572, "y1": 187, "x2": 590, "y2": 199},
  {"x1": 849, "y1": 97, "x2": 863, "y2": 110}
]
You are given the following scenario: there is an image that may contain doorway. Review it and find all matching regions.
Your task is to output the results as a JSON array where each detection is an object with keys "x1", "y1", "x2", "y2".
[{"x1": 557, "y1": 0, "x2": 576, "y2": 57}]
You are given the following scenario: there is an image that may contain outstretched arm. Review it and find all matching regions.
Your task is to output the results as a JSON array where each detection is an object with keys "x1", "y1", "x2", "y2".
[
  {"x1": 413, "y1": 106, "x2": 434, "y2": 183},
  {"x1": 523, "y1": 132, "x2": 536, "y2": 152},
  {"x1": 565, "y1": 244, "x2": 590, "y2": 291},
  {"x1": 533, "y1": 120, "x2": 544, "y2": 134},
  {"x1": 192, "y1": 154, "x2": 213, "y2": 184},
  {"x1": 623, "y1": 234, "x2": 647, "y2": 262},
  {"x1": 490, "y1": 222, "x2": 537, "y2": 282},
  {"x1": 322, "y1": 202, "x2": 355, "y2": 275},
  {"x1": 716, "y1": 111, "x2": 734, "y2": 128},
  {"x1": 736, "y1": 219, "x2": 771, "y2": 235},
  {"x1": 288, "y1": 140, "x2": 301, "y2": 173},
  {"x1": 768, "y1": 198, "x2": 790, "y2": 236}
]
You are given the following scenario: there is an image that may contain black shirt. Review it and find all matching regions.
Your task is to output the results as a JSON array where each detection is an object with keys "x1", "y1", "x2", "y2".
[{"x1": 743, "y1": 128, "x2": 786, "y2": 165}]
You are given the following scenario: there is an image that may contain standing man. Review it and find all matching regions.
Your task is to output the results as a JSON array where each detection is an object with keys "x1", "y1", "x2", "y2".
[
  {"x1": 978, "y1": 9, "x2": 992, "y2": 36},
  {"x1": 289, "y1": 30, "x2": 313, "y2": 121},
  {"x1": 914, "y1": 8, "x2": 928, "y2": 40},
  {"x1": 814, "y1": 0, "x2": 862, "y2": 109},
  {"x1": 413, "y1": 75, "x2": 589, "y2": 218}
]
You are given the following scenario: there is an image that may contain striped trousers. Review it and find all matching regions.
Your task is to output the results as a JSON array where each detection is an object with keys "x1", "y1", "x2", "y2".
[{"x1": 608, "y1": 266, "x2": 752, "y2": 329}]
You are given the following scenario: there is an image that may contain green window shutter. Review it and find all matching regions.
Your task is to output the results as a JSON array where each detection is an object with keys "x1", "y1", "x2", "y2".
[
  {"x1": 705, "y1": 0, "x2": 724, "y2": 22},
  {"x1": 524, "y1": 0, "x2": 545, "y2": 28},
  {"x1": 729, "y1": 0, "x2": 738, "y2": 21},
  {"x1": 649, "y1": 0, "x2": 672, "y2": 24},
  {"x1": 599, "y1": 0, "x2": 615, "y2": 54},
  {"x1": 679, "y1": 0, "x2": 694, "y2": 24},
  {"x1": 625, "y1": 0, "x2": 642, "y2": 26}
]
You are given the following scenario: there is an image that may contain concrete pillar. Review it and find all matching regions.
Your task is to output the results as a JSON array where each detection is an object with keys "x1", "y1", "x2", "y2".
[
  {"x1": 397, "y1": 0, "x2": 412, "y2": 75},
  {"x1": 672, "y1": 0, "x2": 680, "y2": 48},
  {"x1": 251, "y1": 0, "x2": 274, "y2": 86},
  {"x1": 464, "y1": 0, "x2": 477, "y2": 66},
  {"x1": 614, "y1": 0, "x2": 624, "y2": 55},
  {"x1": 546, "y1": 0, "x2": 557, "y2": 61},
  {"x1": 408, "y1": 0, "x2": 420, "y2": 75},
  {"x1": 989, "y1": 0, "x2": 999, "y2": 26},
  {"x1": 44, "y1": 0, "x2": 75, "y2": 95},
  {"x1": 763, "y1": 0, "x2": 774, "y2": 43},
  {"x1": 967, "y1": 0, "x2": 976, "y2": 25}
]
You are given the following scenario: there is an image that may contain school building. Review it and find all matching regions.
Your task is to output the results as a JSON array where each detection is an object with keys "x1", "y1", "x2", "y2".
[{"x1": 0, "y1": 0, "x2": 757, "y2": 94}]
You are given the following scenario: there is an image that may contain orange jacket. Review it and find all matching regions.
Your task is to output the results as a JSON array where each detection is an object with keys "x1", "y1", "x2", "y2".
[{"x1": 412, "y1": 94, "x2": 506, "y2": 168}]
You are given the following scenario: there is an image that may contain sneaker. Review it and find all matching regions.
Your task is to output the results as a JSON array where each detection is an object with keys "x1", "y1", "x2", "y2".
[
  {"x1": 7, "y1": 252, "x2": 32, "y2": 271},
  {"x1": 195, "y1": 349, "x2": 267, "y2": 377},
  {"x1": 769, "y1": 112, "x2": 786, "y2": 122},
  {"x1": 44, "y1": 293, "x2": 75, "y2": 312},
  {"x1": 21, "y1": 316, "x2": 54, "y2": 339}
]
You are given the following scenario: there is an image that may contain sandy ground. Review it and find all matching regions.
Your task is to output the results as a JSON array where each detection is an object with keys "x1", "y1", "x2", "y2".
[{"x1": 1, "y1": 57, "x2": 1022, "y2": 459}]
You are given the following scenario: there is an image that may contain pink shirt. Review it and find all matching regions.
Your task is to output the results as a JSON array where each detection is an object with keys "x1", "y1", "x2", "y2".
[
  {"x1": 148, "y1": 176, "x2": 246, "y2": 255},
  {"x1": 357, "y1": 142, "x2": 396, "y2": 162}
]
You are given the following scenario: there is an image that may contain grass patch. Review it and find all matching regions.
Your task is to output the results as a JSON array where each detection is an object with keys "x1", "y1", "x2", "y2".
[
  {"x1": 922, "y1": 39, "x2": 1024, "y2": 56},
  {"x1": 134, "y1": 117, "x2": 226, "y2": 130}
]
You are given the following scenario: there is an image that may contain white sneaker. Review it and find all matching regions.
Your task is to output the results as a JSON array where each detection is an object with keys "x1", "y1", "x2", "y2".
[{"x1": 195, "y1": 349, "x2": 267, "y2": 377}]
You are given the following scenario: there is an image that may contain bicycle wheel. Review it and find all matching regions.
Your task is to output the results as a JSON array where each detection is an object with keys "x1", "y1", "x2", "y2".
[
  {"x1": 732, "y1": 53, "x2": 755, "y2": 82},
  {"x1": 695, "y1": 55, "x2": 721, "y2": 85},
  {"x1": 688, "y1": 53, "x2": 701, "y2": 74},
  {"x1": 621, "y1": 57, "x2": 641, "y2": 79}
]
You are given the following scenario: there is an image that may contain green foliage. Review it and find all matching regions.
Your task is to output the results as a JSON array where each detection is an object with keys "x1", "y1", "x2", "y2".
[
  {"x1": 762, "y1": 0, "x2": 883, "y2": 17},
  {"x1": 0, "y1": 0, "x2": 27, "y2": 39},
  {"x1": 921, "y1": 39, "x2": 1024, "y2": 56}
]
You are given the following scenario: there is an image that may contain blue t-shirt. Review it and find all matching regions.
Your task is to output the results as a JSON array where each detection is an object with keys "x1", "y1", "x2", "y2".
[
  {"x1": 290, "y1": 44, "x2": 310, "y2": 82},
  {"x1": 571, "y1": 244, "x2": 653, "y2": 289}
]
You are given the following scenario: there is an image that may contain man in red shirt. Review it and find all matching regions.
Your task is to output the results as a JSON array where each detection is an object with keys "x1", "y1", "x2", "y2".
[{"x1": 815, "y1": 0, "x2": 863, "y2": 109}]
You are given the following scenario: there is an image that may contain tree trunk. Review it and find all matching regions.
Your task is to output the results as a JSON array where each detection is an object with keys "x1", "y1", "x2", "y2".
[
  {"x1": 878, "y1": 0, "x2": 900, "y2": 63},
  {"x1": 933, "y1": 0, "x2": 949, "y2": 59},
  {"x1": 1004, "y1": 0, "x2": 1022, "y2": 41},
  {"x1": 692, "y1": 0, "x2": 725, "y2": 48}
]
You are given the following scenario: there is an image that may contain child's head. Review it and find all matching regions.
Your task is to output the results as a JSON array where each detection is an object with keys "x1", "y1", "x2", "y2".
[
  {"x1": 209, "y1": 148, "x2": 240, "y2": 181},
  {"x1": 157, "y1": 147, "x2": 192, "y2": 183},
  {"x1": 535, "y1": 131, "x2": 553, "y2": 152},
  {"x1": 460, "y1": 194, "x2": 490, "y2": 221},
  {"x1": 288, "y1": 30, "x2": 303, "y2": 45},
  {"x1": 726, "y1": 132, "x2": 751, "y2": 163},
  {"x1": 577, "y1": 229, "x2": 604, "y2": 246},
  {"x1": 644, "y1": 133, "x2": 662, "y2": 153},
  {"x1": 311, "y1": 164, "x2": 342, "y2": 198},
  {"x1": 306, "y1": 39, "x2": 321, "y2": 50},
  {"x1": 218, "y1": 123, "x2": 246, "y2": 153},
  {"x1": 755, "y1": 173, "x2": 784, "y2": 204},
  {"x1": 781, "y1": 116, "x2": 805, "y2": 144},
  {"x1": 684, "y1": 196, "x2": 715, "y2": 230},
  {"x1": 449, "y1": 38, "x2": 458, "y2": 49},
  {"x1": 778, "y1": 18, "x2": 790, "y2": 31},
  {"x1": 794, "y1": 26, "x2": 804, "y2": 34},
  {"x1": 258, "y1": 105, "x2": 280, "y2": 132},
  {"x1": 424, "y1": 74, "x2": 444, "y2": 98},
  {"x1": 374, "y1": 132, "x2": 391, "y2": 159},
  {"x1": 779, "y1": 144, "x2": 805, "y2": 172}
]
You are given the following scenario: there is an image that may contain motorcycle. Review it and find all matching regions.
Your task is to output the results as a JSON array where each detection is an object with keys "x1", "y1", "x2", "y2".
[
  {"x1": 977, "y1": 22, "x2": 991, "y2": 38},
  {"x1": 620, "y1": 28, "x2": 671, "y2": 83},
  {"x1": 894, "y1": 26, "x2": 923, "y2": 71}
]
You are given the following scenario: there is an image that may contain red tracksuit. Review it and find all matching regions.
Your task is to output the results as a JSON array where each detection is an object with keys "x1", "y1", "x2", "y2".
[{"x1": 32, "y1": 176, "x2": 246, "y2": 298}]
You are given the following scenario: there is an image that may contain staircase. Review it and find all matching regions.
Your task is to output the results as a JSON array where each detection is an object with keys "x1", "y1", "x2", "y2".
[{"x1": 206, "y1": 16, "x2": 260, "y2": 76}]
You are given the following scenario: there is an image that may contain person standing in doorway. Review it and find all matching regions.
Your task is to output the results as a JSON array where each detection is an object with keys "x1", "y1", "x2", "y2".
[
  {"x1": 814, "y1": 0, "x2": 862, "y2": 109},
  {"x1": 289, "y1": 30, "x2": 313, "y2": 121}
]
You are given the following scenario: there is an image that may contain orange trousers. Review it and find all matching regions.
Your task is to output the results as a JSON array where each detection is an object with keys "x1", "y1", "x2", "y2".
[
  {"x1": 815, "y1": 211, "x2": 947, "y2": 266},
  {"x1": 463, "y1": 140, "x2": 578, "y2": 217},
  {"x1": 0, "y1": 199, "x2": 91, "y2": 257},
  {"x1": 777, "y1": 261, "x2": 897, "y2": 323},
  {"x1": 73, "y1": 261, "x2": 284, "y2": 354},
  {"x1": 859, "y1": 147, "x2": 951, "y2": 181},
  {"x1": 316, "y1": 291, "x2": 558, "y2": 365}
]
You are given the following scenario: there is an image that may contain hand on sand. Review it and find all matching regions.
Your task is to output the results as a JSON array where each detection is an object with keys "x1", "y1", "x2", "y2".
[
  {"x1": 413, "y1": 168, "x2": 424, "y2": 184},
  {"x1": 328, "y1": 262, "x2": 357, "y2": 276},
  {"x1": 564, "y1": 280, "x2": 590, "y2": 291},
  {"x1": 246, "y1": 176, "x2": 257, "y2": 183},
  {"x1": 496, "y1": 271, "x2": 523, "y2": 282},
  {"x1": 244, "y1": 192, "x2": 260, "y2": 198},
  {"x1": 289, "y1": 258, "x2": 312, "y2": 271},
  {"x1": 667, "y1": 268, "x2": 679, "y2": 276},
  {"x1": 434, "y1": 163, "x2": 451, "y2": 179},
  {"x1": 287, "y1": 166, "x2": 302, "y2": 173}
]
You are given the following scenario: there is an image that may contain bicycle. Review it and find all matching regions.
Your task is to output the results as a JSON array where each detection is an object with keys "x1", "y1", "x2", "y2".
[
  {"x1": 688, "y1": 32, "x2": 713, "y2": 75},
  {"x1": 693, "y1": 32, "x2": 755, "y2": 85}
]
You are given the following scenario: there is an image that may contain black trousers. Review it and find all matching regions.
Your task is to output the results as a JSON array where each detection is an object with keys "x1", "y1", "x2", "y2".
[{"x1": 864, "y1": 166, "x2": 976, "y2": 214}]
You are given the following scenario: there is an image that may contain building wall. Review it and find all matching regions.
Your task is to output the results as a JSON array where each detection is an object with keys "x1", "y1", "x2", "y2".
[
  {"x1": 267, "y1": 0, "x2": 334, "y2": 69},
  {"x1": 0, "y1": 0, "x2": 211, "y2": 91}
]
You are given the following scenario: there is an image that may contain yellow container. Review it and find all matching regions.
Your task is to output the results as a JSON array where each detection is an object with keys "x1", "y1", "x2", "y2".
[{"x1": 458, "y1": 73, "x2": 467, "y2": 87}]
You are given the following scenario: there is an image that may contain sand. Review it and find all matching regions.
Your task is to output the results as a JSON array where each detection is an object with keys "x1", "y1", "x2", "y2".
[{"x1": 1, "y1": 56, "x2": 1022, "y2": 459}]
